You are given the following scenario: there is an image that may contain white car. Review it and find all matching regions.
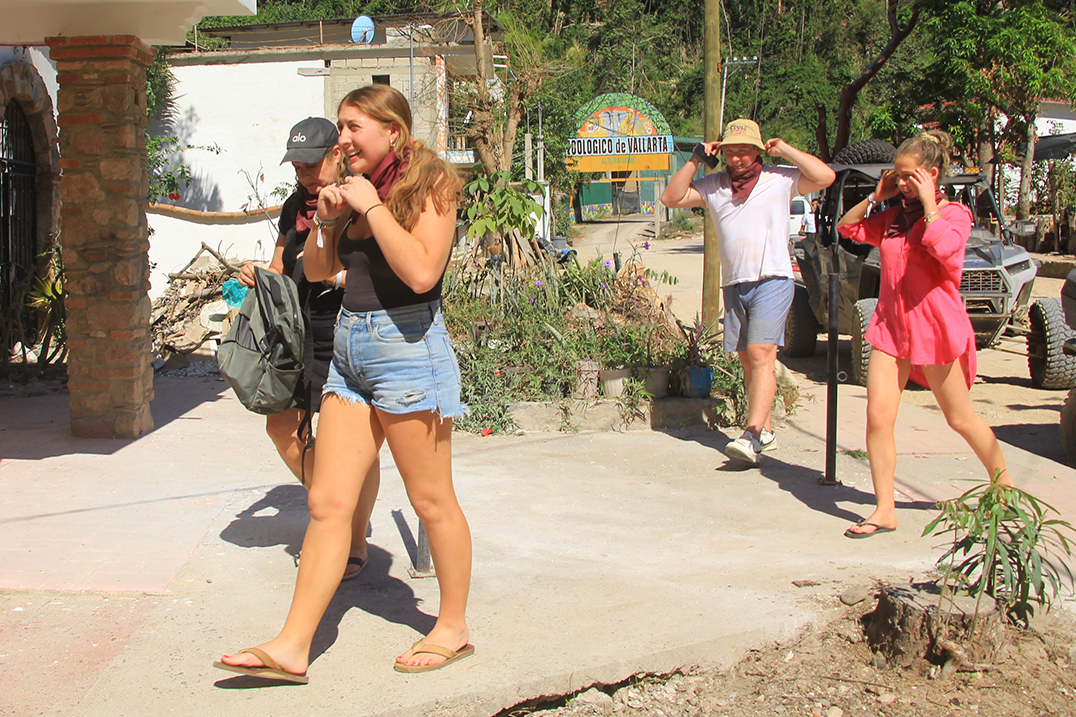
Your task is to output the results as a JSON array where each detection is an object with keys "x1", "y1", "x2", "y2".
[{"x1": 789, "y1": 195, "x2": 808, "y2": 237}]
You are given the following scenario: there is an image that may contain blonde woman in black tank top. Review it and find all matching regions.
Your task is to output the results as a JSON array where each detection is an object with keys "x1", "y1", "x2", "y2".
[{"x1": 217, "y1": 86, "x2": 470, "y2": 681}]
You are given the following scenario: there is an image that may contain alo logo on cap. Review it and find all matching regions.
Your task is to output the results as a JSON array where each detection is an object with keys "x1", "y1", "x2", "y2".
[{"x1": 292, "y1": 133, "x2": 307, "y2": 143}]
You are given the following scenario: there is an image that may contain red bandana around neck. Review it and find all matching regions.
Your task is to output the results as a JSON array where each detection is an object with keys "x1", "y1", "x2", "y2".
[
  {"x1": 887, "y1": 187, "x2": 946, "y2": 238},
  {"x1": 367, "y1": 147, "x2": 410, "y2": 201},
  {"x1": 728, "y1": 157, "x2": 764, "y2": 201},
  {"x1": 293, "y1": 183, "x2": 320, "y2": 235}
]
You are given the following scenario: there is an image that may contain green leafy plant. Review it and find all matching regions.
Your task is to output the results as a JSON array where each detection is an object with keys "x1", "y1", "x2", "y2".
[
  {"x1": 923, "y1": 479, "x2": 1076, "y2": 628},
  {"x1": 147, "y1": 136, "x2": 221, "y2": 203},
  {"x1": 4, "y1": 245, "x2": 66, "y2": 376},
  {"x1": 675, "y1": 315, "x2": 722, "y2": 369},
  {"x1": 463, "y1": 168, "x2": 545, "y2": 265},
  {"x1": 443, "y1": 253, "x2": 685, "y2": 432},
  {"x1": 660, "y1": 211, "x2": 695, "y2": 238}
]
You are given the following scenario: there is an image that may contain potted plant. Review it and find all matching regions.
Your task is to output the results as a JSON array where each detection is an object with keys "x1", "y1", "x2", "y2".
[
  {"x1": 596, "y1": 324, "x2": 648, "y2": 398},
  {"x1": 636, "y1": 329, "x2": 676, "y2": 398},
  {"x1": 676, "y1": 316, "x2": 722, "y2": 398}
]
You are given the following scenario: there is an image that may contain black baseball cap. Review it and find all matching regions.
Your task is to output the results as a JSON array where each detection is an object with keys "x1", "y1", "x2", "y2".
[{"x1": 281, "y1": 117, "x2": 339, "y2": 164}]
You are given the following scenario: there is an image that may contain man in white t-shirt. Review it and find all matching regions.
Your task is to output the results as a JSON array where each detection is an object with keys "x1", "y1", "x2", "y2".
[
  {"x1": 662, "y1": 118, "x2": 834, "y2": 465},
  {"x1": 801, "y1": 199, "x2": 818, "y2": 238}
]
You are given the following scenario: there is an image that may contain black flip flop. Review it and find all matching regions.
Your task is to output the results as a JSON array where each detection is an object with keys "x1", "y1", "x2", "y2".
[
  {"x1": 844, "y1": 522, "x2": 895, "y2": 539},
  {"x1": 341, "y1": 556, "x2": 366, "y2": 582}
]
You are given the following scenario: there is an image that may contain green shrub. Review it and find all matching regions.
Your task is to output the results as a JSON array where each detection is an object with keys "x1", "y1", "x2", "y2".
[{"x1": 443, "y1": 254, "x2": 682, "y2": 432}]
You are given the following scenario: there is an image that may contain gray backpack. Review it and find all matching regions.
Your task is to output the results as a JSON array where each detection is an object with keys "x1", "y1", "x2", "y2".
[{"x1": 217, "y1": 267, "x2": 305, "y2": 415}]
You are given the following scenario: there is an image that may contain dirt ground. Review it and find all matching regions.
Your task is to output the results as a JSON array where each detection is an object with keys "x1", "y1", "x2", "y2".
[
  {"x1": 534, "y1": 219, "x2": 1076, "y2": 717},
  {"x1": 504, "y1": 595, "x2": 1076, "y2": 717}
]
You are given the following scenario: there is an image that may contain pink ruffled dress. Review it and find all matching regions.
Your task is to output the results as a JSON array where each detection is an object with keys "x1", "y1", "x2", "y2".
[{"x1": 837, "y1": 202, "x2": 976, "y2": 388}]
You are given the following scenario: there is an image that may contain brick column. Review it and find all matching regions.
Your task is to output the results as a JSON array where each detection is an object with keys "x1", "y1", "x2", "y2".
[{"x1": 44, "y1": 35, "x2": 156, "y2": 438}]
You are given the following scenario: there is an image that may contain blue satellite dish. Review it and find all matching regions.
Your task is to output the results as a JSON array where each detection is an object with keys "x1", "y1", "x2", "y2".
[{"x1": 351, "y1": 15, "x2": 375, "y2": 44}]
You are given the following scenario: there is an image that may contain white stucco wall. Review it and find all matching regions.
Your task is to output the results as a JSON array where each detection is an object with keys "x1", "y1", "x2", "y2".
[
  {"x1": 0, "y1": 45, "x2": 58, "y2": 107},
  {"x1": 148, "y1": 58, "x2": 328, "y2": 298},
  {"x1": 163, "y1": 59, "x2": 326, "y2": 210},
  {"x1": 147, "y1": 214, "x2": 279, "y2": 299}
]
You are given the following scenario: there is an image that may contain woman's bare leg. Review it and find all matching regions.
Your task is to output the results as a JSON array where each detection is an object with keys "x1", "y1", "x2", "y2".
[
  {"x1": 346, "y1": 459, "x2": 381, "y2": 575},
  {"x1": 379, "y1": 410, "x2": 471, "y2": 668},
  {"x1": 266, "y1": 408, "x2": 381, "y2": 568},
  {"x1": 220, "y1": 395, "x2": 384, "y2": 675},
  {"x1": 265, "y1": 408, "x2": 311, "y2": 480},
  {"x1": 848, "y1": 349, "x2": 911, "y2": 536},
  {"x1": 922, "y1": 361, "x2": 1011, "y2": 486}
]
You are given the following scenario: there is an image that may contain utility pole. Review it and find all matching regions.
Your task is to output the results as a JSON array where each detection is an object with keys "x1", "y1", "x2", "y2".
[{"x1": 702, "y1": 0, "x2": 722, "y2": 327}]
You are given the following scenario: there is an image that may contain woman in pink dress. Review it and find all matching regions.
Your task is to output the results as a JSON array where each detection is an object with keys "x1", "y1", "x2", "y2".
[{"x1": 836, "y1": 130, "x2": 1012, "y2": 538}]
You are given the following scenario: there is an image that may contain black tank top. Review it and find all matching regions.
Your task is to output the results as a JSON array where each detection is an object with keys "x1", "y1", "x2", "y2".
[
  {"x1": 279, "y1": 192, "x2": 344, "y2": 324},
  {"x1": 336, "y1": 212, "x2": 443, "y2": 312}
]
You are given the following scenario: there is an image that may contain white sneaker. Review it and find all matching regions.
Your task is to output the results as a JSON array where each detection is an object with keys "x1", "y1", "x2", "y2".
[
  {"x1": 759, "y1": 428, "x2": 777, "y2": 452},
  {"x1": 726, "y1": 431, "x2": 762, "y2": 464}
]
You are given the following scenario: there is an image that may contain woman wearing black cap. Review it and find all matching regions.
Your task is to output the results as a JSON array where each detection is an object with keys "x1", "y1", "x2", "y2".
[{"x1": 237, "y1": 117, "x2": 379, "y2": 581}]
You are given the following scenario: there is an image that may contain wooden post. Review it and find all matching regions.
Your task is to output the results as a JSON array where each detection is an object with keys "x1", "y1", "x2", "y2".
[
  {"x1": 654, "y1": 178, "x2": 664, "y2": 239},
  {"x1": 702, "y1": 0, "x2": 722, "y2": 326}
]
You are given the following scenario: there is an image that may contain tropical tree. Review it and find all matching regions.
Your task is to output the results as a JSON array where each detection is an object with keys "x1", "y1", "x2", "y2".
[{"x1": 924, "y1": 0, "x2": 1076, "y2": 218}]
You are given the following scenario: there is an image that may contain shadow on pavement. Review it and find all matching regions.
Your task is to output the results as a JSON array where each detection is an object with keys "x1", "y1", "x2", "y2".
[
  {"x1": 660, "y1": 425, "x2": 935, "y2": 525},
  {"x1": 219, "y1": 484, "x2": 308, "y2": 560},
  {"x1": 993, "y1": 422, "x2": 1068, "y2": 465},
  {"x1": 0, "y1": 375, "x2": 231, "y2": 460},
  {"x1": 217, "y1": 486, "x2": 437, "y2": 683},
  {"x1": 663, "y1": 244, "x2": 703, "y2": 255},
  {"x1": 150, "y1": 375, "x2": 232, "y2": 428}
]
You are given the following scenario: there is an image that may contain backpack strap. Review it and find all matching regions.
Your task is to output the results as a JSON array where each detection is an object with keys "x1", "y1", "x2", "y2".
[{"x1": 298, "y1": 407, "x2": 314, "y2": 486}]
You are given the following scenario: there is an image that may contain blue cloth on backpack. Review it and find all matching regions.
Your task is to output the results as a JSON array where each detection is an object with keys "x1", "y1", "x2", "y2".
[{"x1": 222, "y1": 279, "x2": 248, "y2": 308}]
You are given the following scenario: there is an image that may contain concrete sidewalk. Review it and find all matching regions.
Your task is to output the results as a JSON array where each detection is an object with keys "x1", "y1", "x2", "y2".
[{"x1": 2, "y1": 375, "x2": 1075, "y2": 717}]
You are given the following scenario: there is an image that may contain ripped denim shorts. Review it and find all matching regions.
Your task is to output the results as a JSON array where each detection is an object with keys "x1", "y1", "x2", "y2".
[{"x1": 322, "y1": 300, "x2": 468, "y2": 420}]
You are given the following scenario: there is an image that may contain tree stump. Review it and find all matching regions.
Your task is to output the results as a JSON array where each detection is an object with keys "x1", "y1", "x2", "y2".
[{"x1": 865, "y1": 582, "x2": 1005, "y2": 673}]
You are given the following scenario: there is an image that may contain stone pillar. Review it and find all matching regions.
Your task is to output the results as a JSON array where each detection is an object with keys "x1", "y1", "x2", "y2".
[{"x1": 44, "y1": 35, "x2": 156, "y2": 438}]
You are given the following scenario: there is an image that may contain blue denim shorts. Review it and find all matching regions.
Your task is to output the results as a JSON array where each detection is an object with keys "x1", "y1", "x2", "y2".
[
  {"x1": 722, "y1": 277, "x2": 795, "y2": 352},
  {"x1": 323, "y1": 301, "x2": 468, "y2": 419}
]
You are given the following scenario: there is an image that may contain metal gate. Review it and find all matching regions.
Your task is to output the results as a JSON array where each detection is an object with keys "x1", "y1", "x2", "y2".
[
  {"x1": 610, "y1": 171, "x2": 640, "y2": 215},
  {"x1": 0, "y1": 101, "x2": 38, "y2": 346}
]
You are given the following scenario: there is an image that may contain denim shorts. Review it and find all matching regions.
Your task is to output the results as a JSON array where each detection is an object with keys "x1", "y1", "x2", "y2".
[
  {"x1": 323, "y1": 301, "x2": 468, "y2": 419},
  {"x1": 722, "y1": 277, "x2": 795, "y2": 352}
]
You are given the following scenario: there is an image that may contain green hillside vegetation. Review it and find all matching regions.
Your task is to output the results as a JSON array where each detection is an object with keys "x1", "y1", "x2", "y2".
[{"x1": 189, "y1": 0, "x2": 1076, "y2": 214}]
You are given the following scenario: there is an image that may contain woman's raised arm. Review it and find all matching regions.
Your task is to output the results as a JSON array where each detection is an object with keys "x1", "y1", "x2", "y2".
[{"x1": 303, "y1": 184, "x2": 347, "y2": 283}]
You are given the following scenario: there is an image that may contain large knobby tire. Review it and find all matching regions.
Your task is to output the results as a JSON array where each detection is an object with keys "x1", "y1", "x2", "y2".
[
  {"x1": 852, "y1": 298, "x2": 877, "y2": 386},
  {"x1": 1028, "y1": 298, "x2": 1076, "y2": 389},
  {"x1": 1062, "y1": 389, "x2": 1076, "y2": 466},
  {"x1": 783, "y1": 284, "x2": 820, "y2": 358},
  {"x1": 831, "y1": 139, "x2": 897, "y2": 165}
]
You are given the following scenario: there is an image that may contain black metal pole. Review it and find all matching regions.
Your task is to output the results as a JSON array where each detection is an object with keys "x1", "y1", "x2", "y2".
[
  {"x1": 408, "y1": 521, "x2": 436, "y2": 578},
  {"x1": 821, "y1": 273, "x2": 841, "y2": 486}
]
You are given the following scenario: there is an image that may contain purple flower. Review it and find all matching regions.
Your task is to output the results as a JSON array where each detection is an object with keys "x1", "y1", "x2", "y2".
[
  {"x1": 643, "y1": 241, "x2": 650, "y2": 250},
  {"x1": 603, "y1": 260, "x2": 612, "y2": 268},
  {"x1": 599, "y1": 282, "x2": 606, "y2": 290},
  {"x1": 529, "y1": 297, "x2": 535, "y2": 303},
  {"x1": 535, "y1": 280, "x2": 542, "y2": 287}
]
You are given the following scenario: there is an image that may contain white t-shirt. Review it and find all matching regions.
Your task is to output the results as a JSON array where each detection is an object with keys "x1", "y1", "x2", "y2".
[
  {"x1": 692, "y1": 165, "x2": 801, "y2": 287},
  {"x1": 802, "y1": 209, "x2": 817, "y2": 234}
]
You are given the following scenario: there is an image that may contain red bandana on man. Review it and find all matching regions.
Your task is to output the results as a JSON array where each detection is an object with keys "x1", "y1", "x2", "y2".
[{"x1": 724, "y1": 123, "x2": 765, "y2": 202}]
